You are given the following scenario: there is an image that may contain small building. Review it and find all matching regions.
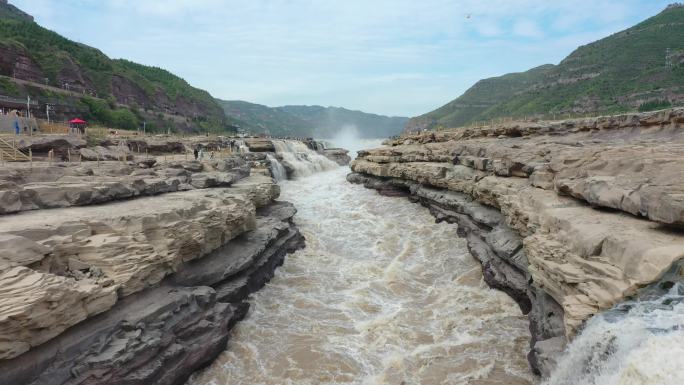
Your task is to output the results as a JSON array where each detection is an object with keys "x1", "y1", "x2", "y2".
[
  {"x1": 0, "y1": 95, "x2": 37, "y2": 117},
  {"x1": 69, "y1": 118, "x2": 87, "y2": 135}
]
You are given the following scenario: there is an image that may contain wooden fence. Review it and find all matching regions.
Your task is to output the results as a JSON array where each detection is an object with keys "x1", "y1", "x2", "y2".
[{"x1": 36, "y1": 120, "x2": 69, "y2": 134}]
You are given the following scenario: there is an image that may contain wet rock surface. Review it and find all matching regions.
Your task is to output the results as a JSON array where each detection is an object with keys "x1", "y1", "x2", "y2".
[
  {"x1": 349, "y1": 108, "x2": 684, "y2": 377},
  {"x1": 320, "y1": 148, "x2": 352, "y2": 166}
]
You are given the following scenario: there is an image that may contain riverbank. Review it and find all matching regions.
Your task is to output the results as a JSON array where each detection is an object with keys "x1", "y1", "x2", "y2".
[
  {"x1": 348, "y1": 108, "x2": 684, "y2": 379},
  {"x1": 0, "y1": 136, "x2": 342, "y2": 385}
]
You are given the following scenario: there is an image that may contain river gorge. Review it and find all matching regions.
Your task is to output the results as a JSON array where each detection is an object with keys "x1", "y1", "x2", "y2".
[
  {"x1": 0, "y1": 109, "x2": 683, "y2": 385},
  {"x1": 189, "y1": 165, "x2": 534, "y2": 385},
  {"x1": 5, "y1": 1, "x2": 684, "y2": 383}
]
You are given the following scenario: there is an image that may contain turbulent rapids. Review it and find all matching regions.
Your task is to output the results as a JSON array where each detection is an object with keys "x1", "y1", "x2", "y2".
[
  {"x1": 544, "y1": 278, "x2": 684, "y2": 385},
  {"x1": 187, "y1": 135, "x2": 684, "y2": 385},
  {"x1": 189, "y1": 163, "x2": 535, "y2": 385}
]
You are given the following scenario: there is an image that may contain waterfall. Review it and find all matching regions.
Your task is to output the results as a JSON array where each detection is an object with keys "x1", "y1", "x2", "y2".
[
  {"x1": 235, "y1": 140, "x2": 249, "y2": 154},
  {"x1": 544, "y1": 281, "x2": 684, "y2": 385},
  {"x1": 266, "y1": 153, "x2": 287, "y2": 181},
  {"x1": 272, "y1": 140, "x2": 338, "y2": 179}
]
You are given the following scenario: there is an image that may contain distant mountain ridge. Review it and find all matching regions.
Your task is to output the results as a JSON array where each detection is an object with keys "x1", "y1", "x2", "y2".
[
  {"x1": 218, "y1": 99, "x2": 408, "y2": 138},
  {"x1": 408, "y1": 4, "x2": 684, "y2": 131}
]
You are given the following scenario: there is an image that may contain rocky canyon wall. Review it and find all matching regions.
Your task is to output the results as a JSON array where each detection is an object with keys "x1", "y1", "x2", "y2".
[
  {"x1": 0, "y1": 150, "x2": 305, "y2": 385},
  {"x1": 348, "y1": 108, "x2": 684, "y2": 377}
]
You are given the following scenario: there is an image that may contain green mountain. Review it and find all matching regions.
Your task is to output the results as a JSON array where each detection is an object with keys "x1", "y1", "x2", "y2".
[
  {"x1": 217, "y1": 100, "x2": 310, "y2": 136},
  {"x1": 0, "y1": 0, "x2": 32, "y2": 22},
  {"x1": 218, "y1": 100, "x2": 408, "y2": 138},
  {"x1": 0, "y1": 1, "x2": 231, "y2": 133},
  {"x1": 408, "y1": 4, "x2": 684, "y2": 131}
]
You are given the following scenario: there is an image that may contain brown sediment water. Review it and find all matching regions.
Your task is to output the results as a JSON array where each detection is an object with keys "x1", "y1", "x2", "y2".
[{"x1": 189, "y1": 166, "x2": 537, "y2": 385}]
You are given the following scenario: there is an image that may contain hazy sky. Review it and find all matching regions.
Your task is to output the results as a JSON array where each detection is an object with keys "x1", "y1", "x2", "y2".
[{"x1": 13, "y1": 0, "x2": 672, "y2": 117}]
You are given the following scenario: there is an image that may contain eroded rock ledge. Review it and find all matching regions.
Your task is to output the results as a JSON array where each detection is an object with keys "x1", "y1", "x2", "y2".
[
  {"x1": 349, "y1": 108, "x2": 684, "y2": 377},
  {"x1": 0, "y1": 158, "x2": 249, "y2": 215},
  {"x1": 0, "y1": 156, "x2": 304, "y2": 384}
]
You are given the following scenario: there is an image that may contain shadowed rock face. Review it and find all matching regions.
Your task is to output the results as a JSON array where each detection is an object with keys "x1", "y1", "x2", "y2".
[
  {"x1": 17, "y1": 137, "x2": 186, "y2": 158},
  {"x1": 349, "y1": 108, "x2": 684, "y2": 377},
  {"x1": 0, "y1": 44, "x2": 42, "y2": 83},
  {"x1": 0, "y1": 201, "x2": 304, "y2": 385},
  {"x1": 320, "y1": 148, "x2": 352, "y2": 166},
  {"x1": 244, "y1": 138, "x2": 276, "y2": 152}
]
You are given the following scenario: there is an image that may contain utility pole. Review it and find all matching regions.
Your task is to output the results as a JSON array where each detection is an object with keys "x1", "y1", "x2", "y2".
[
  {"x1": 26, "y1": 95, "x2": 30, "y2": 119},
  {"x1": 46, "y1": 104, "x2": 54, "y2": 124}
]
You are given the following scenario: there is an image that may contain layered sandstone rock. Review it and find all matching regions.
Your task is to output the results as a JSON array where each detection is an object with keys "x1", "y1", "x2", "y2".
[
  {"x1": 0, "y1": 200, "x2": 303, "y2": 385},
  {"x1": 244, "y1": 138, "x2": 276, "y2": 152},
  {"x1": 0, "y1": 158, "x2": 249, "y2": 215},
  {"x1": 16, "y1": 136, "x2": 87, "y2": 156},
  {"x1": 0, "y1": 148, "x2": 304, "y2": 385},
  {"x1": 126, "y1": 138, "x2": 186, "y2": 154},
  {"x1": 78, "y1": 146, "x2": 134, "y2": 161},
  {"x1": 349, "y1": 108, "x2": 684, "y2": 376},
  {"x1": 19, "y1": 136, "x2": 187, "y2": 158},
  {"x1": 321, "y1": 148, "x2": 352, "y2": 166},
  {"x1": 0, "y1": 173, "x2": 279, "y2": 360}
]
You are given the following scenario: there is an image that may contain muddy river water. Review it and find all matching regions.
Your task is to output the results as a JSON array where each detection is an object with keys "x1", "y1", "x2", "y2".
[{"x1": 189, "y1": 163, "x2": 535, "y2": 385}]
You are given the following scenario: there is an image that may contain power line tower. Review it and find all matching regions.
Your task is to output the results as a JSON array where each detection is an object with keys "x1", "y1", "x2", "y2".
[{"x1": 666, "y1": 47, "x2": 674, "y2": 69}]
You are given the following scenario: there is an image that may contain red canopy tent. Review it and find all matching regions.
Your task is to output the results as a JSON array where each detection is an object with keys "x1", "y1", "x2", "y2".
[{"x1": 69, "y1": 118, "x2": 87, "y2": 135}]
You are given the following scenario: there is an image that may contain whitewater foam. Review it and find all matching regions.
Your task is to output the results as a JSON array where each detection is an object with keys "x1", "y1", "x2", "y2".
[
  {"x1": 189, "y1": 168, "x2": 535, "y2": 385},
  {"x1": 544, "y1": 283, "x2": 684, "y2": 385},
  {"x1": 272, "y1": 140, "x2": 339, "y2": 179}
]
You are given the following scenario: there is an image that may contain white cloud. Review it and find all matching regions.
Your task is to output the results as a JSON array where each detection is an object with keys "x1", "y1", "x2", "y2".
[
  {"x1": 474, "y1": 19, "x2": 503, "y2": 37},
  {"x1": 513, "y1": 19, "x2": 543, "y2": 38}
]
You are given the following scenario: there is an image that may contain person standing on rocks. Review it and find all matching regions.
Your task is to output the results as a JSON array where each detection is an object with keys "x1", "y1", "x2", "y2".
[{"x1": 193, "y1": 148, "x2": 199, "y2": 160}]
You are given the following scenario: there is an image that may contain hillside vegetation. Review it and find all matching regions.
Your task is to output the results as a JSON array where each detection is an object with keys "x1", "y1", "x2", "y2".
[
  {"x1": 0, "y1": 1, "x2": 229, "y2": 133},
  {"x1": 218, "y1": 100, "x2": 408, "y2": 138},
  {"x1": 408, "y1": 4, "x2": 684, "y2": 131}
]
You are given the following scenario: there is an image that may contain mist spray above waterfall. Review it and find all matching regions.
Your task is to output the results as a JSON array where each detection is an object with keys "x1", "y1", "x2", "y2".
[{"x1": 328, "y1": 124, "x2": 385, "y2": 159}]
